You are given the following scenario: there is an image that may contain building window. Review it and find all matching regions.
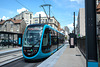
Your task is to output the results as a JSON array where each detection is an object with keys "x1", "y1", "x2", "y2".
[
  {"x1": 26, "y1": 20, "x2": 28, "y2": 22},
  {"x1": 55, "y1": 21, "x2": 56, "y2": 24},
  {"x1": 11, "y1": 24, "x2": 13, "y2": 28},
  {"x1": 26, "y1": 13, "x2": 29, "y2": 15},
  {"x1": 41, "y1": 19, "x2": 45, "y2": 23},
  {"x1": 30, "y1": 14, "x2": 32, "y2": 19},
  {"x1": 45, "y1": 19, "x2": 47, "y2": 23},
  {"x1": 41, "y1": 19, "x2": 43, "y2": 23},
  {"x1": 10, "y1": 29, "x2": 13, "y2": 32},
  {"x1": 35, "y1": 20, "x2": 38, "y2": 24},
  {"x1": 50, "y1": 19, "x2": 53, "y2": 22},
  {"x1": 17, "y1": 25, "x2": 19, "y2": 28},
  {"x1": 17, "y1": 29, "x2": 19, "y2": 32},
  {"x1": 5, "y1": 24, "x2": 6, "y2": 27}
]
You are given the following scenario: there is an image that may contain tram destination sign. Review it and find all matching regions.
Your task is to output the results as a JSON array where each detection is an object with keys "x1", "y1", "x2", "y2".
[{"x1": 28, "y1": 28, "x2": 40, "y2": 30}]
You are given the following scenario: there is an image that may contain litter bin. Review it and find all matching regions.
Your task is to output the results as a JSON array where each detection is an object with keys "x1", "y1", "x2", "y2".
[
  {"x1": 18, "y1": 34, "x2": 22, "y2": 46},
  {"x1": 69, "y1": 33, "x2": 75, "y2": 48}
]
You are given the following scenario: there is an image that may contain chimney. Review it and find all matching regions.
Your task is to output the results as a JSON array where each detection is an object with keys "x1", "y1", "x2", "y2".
[
  {"x1": 22, "y1": 17, "x2": 24, "y2": 19},
  {"x1": 1, "y1": 19, "x2": 3, "y2": 22},
  {"x1": 14, "y1": 18, "x2": 16, "y2": 20},
  {"x1": 52, "y1": 16, "x2": 54, "y2": 18}
]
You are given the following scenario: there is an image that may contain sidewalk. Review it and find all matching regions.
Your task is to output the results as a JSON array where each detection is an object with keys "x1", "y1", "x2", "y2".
[
  {"x1": 38, "y1": 44, "x2": 86, "y2": 67},
  {"x1": 54, "y1": 46, "x2": 86, "y2": 67}
]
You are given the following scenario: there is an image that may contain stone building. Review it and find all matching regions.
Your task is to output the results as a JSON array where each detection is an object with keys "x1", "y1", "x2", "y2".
[
  {"x1": 0, "y1": 18, "x2": 26, "y2": 34},
  {"x1": 33, "y1": 16, "x2": 61, "y2": 31},
  {"x1": 97, "y1": 0, "x2": 100, "y2": 5},
  {"x1": 76, "y1": 8, "x2": 85, "y2": 38},
  {"x1": 14, "y1": 11, "x2": 33, "y2": 26},
  {"x1": 96, "y1": 3, "x2": 100, "y2": 36}
]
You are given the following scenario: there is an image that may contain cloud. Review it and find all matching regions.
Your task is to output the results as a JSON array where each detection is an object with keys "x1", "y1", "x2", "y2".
[
  {"x1": 1, "y1": 16, "x2": 9, "y2": 20},
  {"x1": 67, "y1": 23, "x2": 74, "y2": 32},
  {"x1": 33, "y1": 11, "x2": 46, "y2": 17},
  {"x1": 70, "y1": 0, "x2": 84, "y2": 4},
  {"x1": 9, "y1": 11, "x2": 15, "y2": 14},
  {"x1": 67, "y1": 23, "x2": 73, "y2": 28},
  {"x1": 17, "y1": 8, "x2": 28, "y2": 14}
]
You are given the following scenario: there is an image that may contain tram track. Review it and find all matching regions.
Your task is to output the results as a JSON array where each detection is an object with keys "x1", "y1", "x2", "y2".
[
  {"x1": 0, "y1": 55, "x2": 22, "y2": 63},
  {"x1": 0, "y1": 51, "x2": 22, "y2": 58},
  {"x1": 0, "y1": 51, "x2": 22, "y2": 66},
  {"x1": 2, "y1": 58, "x2": 43, "y2": 67},
  {"x1": 0, "y1": 50, "x2": 43, "y2": 67}
]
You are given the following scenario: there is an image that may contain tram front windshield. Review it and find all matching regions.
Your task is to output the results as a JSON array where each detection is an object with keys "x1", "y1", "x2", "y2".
[{"x1": 23, "y1": 26, "x2": 42, "y2": 47}]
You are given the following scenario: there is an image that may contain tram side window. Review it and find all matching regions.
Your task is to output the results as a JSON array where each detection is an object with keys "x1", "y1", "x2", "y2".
[
  {"x1": 50, "y1": 30, "x2": 58, "y2": 51},
  {"x1": 42, "y1": 28, "x2": 50, "y2": 53},
  {"x1": 43, "y1": 33, "x2": 48, "y2": 47}
]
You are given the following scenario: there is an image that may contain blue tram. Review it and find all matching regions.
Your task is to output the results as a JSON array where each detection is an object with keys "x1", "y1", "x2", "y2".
[{"x1": 22, "y1": 24, "x2": 65, "y2": 60}]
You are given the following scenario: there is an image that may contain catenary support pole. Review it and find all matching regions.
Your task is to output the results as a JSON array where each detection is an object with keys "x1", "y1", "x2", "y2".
[
  {"x1": 74, "y1": 12, "x2": 75, "y2": 34},
  {"x1": 39, "y1": 14, "x2": 41, "y2": 24},
  {"x1": 85, "y1": 0, "x2": 98, "y2": 67}
]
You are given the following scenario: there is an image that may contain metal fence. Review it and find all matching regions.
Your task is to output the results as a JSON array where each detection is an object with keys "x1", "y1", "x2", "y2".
[
  {"x1": 97, "y1": 38, "x2": 100, "y2": 58},
  {"x1": 77, "y1": 38, "x2": 86, "y2": 57},
  {"x1": 77, "y1": 37, "x2": 100, "y2": 59}
]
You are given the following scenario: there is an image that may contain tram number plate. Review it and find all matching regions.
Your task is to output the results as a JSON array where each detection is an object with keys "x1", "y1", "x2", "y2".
[{"x1": 27, "y1": 50, "x2": 31, "y2": 52}]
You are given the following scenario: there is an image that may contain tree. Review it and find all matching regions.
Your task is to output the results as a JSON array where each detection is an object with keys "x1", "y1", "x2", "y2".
[{"x1": 65, "y1": 36, "x2": 67, "y2": 40}]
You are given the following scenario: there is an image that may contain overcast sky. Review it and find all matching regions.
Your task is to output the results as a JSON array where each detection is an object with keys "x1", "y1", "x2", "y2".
[{"x1": 0, "y1": 0, "x2": 85, "y2": 32}]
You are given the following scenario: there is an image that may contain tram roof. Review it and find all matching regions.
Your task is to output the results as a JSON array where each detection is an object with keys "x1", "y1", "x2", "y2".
[
  {"x1": 28, "y1": 24, "x2": 45, "y2": 27},
  {"x1": 28, "y1": 24, "x2": 64, "y2": 35}
]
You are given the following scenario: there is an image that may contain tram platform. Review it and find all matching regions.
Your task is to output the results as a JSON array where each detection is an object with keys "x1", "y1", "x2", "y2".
[
  {"x1": 0, "y1": 46, "x2": 22, "y2": 55},
  {"x1": 38, "y1": 44, "x2": 86, "y2": 67}
]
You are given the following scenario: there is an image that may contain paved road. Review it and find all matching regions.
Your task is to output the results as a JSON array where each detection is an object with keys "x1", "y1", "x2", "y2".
[
  {"x1": 0, "y1": 51, "x2": 22, "y2": 66},
  {"x1": 2, "y1": 58, "x2": 43, "y2": 67},
  {"x1": 1, "y1": 42, "x2": 68, "y2": 67}
]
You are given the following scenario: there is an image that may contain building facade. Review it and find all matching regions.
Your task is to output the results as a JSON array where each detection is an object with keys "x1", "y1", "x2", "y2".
[
  {"x1": 97, "y1": 0, "x2": 100, "y2": 5},
  {"x1": 64, "y1": 26, "x2": 70, "y2": 34},
  {"x1": 64, "y1": 26, "x2": 70, "y2": 40},
  {"x1": 60, "y1": 28, "x2": 65, "y2": 34},
  {"x1": 33, "y1": 16, "x2": 61, "y2": 31},
  {"x1": 14, "y1": 11, "x2": 33, "y2": 26},
  {"x1": 76, "y1": 8, "x2": 85, "y2": 37},
  {"x1": 0, "y1": 19, "x2": 26, "y2": 34},
  {"x1": 96, "y1": 3, "x2": 100, "y2": 36}
]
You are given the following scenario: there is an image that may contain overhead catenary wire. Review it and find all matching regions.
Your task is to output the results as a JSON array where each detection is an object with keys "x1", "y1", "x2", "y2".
[
  {"x1": 42, "y1": 0, "x2": 46, "y2": 3},
  {"x1": 42, "y1": 0, "x2": 55, "y2": 17},
  {"x1": 16, "y1": 0, "x2": 33, "y2": 12}
]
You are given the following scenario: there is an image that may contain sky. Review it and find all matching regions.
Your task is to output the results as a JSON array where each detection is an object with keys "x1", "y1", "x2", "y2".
[{"x1": 0, "y1": 0, "x2": 85, "y2": 32}]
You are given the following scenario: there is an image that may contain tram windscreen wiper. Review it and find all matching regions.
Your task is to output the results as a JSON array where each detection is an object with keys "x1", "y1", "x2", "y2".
[
  {"x1": 34, "y1": 39, "x2": 40, "y2": 45},
  {"x1": 31, "y1": 39, "x2": 40, "y2": 47}
]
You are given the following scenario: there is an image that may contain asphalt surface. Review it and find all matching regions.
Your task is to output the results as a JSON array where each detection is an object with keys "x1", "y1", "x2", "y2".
[
  {"x1": 1, "y1": 41, "x2": 68, "y2": 67},
  {"x1": 0, "y1": 51, "x2": 22, "y2": 65},
  {"x1": 2, "y1": 58, "x2": 43, "y2": 67}
]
